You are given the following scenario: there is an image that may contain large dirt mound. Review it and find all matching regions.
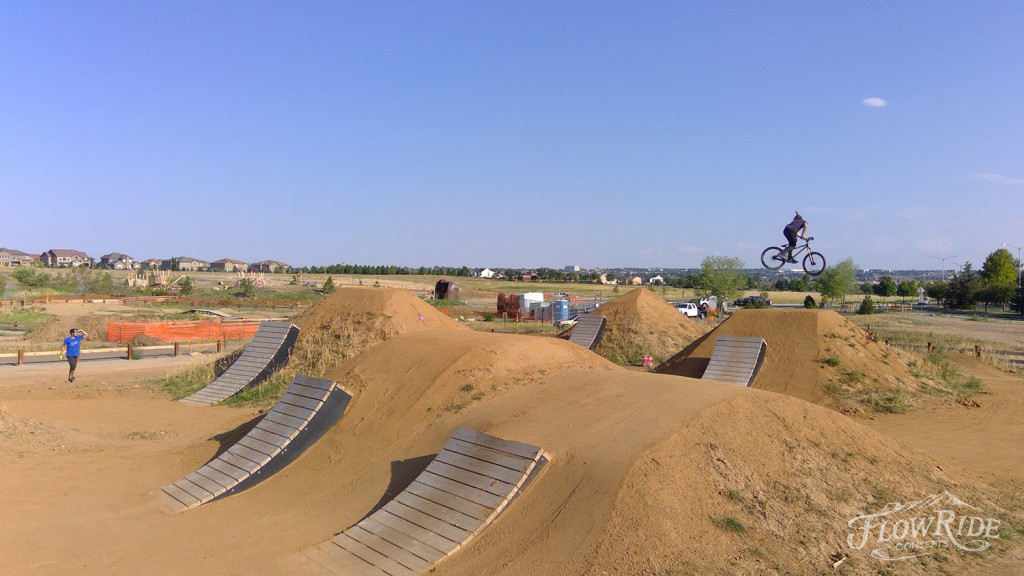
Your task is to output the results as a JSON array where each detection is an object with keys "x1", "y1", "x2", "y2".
[
  {"x1": 591, "y1": 288, "x2": 708, "y2": 365},
  {"x1": 657, "y1": 309, "x2": 940, "y2": 412},
  {"x1": 3, "y1": 324, "x2": 1020, "y2": 575},
  {"x1": 166, "y1": 339, "x2": 1010, "y2": 576},
  {"x1": 23, "y1": 315, "x2": 109, "y2": 344},
  {"x1": 287, "y1": 286, "x2": 467, "y2": 375},
  {"x1": 295, "y1": 286, "x2": 465, "y2": 334}
]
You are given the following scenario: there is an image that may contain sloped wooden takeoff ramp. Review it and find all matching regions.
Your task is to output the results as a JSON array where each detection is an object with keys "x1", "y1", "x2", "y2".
[
  {"x1": 701, "y1": 334, "x2": 767, "y2": 387},
  {"x1": 305, "y1": 427, "x2": 547, "y2": 576},
  {"x1": 180, "y1": 321, "x2": 299, "y2": 406},
  {"x1": 568, "y1": 313, "x2": 606, "y2": 350},
  {"x1": 163, "y1": 375, "x2": 351, "y2": 511}
]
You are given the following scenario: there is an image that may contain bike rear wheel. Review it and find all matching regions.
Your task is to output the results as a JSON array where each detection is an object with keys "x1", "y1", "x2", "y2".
[
  {"x1": 803, "y1": 251, "x2": 826, "y2": 275},
  {"x1": 761, "y1": 246, "x2": 786, "y2": 270}
]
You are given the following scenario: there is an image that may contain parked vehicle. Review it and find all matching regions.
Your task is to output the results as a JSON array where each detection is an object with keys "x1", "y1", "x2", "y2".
[
  {"x1": 556, "y1": 314, "x2": 580, "y2": 329},
  {"x1": 676, "y1": 302, "x2": 700, "y2": 317},
  {"x1": 733, "y1": 295, "x2": 772, "y2": 308}
]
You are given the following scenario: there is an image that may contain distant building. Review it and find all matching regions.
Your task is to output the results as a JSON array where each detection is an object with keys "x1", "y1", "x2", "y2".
[
  {"x1": 99, "y1": 252, "x2": 137, "y2": 270},
  {"x1": 648, "y1": 275, "x2": 664, "y2": 285},
  {"x1": 478, "y1": 268, "x2": 495, "y2": 278},
  {"x1": 210, "y1": 258, "x2": 248, "y2": 272},
  {"x1": 139, "y1": 258, "x2": 163, "y2": 269},
  {"x1": 0, "y1": 247, "x2": 34, "y2": 267},
  {"x1": 163, "y1": 256, "x2": 210, "y2": 271},
  {"x1": 564, "y1": 265, "x2": 581, "y2": 273},
  {"x1": 41, "y1": 249, "x2": 92, "y2": 267},
  {"x1": 251, "y1": 259, "x2": 290, "y2": 273}
]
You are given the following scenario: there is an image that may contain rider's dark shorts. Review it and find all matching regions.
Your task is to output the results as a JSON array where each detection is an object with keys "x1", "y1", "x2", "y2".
[
  {"x1": 784, "y1": 227, "x2": 798, "y2": 247},
  {"x1": 67, "y1": 355, "x2": 79, "y2": 370}
]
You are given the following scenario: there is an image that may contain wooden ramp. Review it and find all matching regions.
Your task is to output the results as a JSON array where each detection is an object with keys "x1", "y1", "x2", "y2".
[
  {"x1": 568, "y1": 314, "x2": 606, "y2": 350},
  {"x1": 180, "y1": 320, "x2": 299, "y2": 406},
  {"x1": 701, "y1": 335, "x2": 767, "y2": 387},
  {"x1": 163, "y1": 375, "x2": 351, "y2": 511},
  {"x1": 305, "y1": 427, "x2": 547, "y2": 576}
]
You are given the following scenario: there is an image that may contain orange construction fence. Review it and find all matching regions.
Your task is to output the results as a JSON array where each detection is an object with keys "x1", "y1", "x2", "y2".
[{"x1": 106, "y1": 319, "x2": 261, "y2": 343}]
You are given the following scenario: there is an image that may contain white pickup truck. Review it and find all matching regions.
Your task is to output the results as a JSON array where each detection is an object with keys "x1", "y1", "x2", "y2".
[{"x1": 675, "y1": 303, "x2": 700, "y2": 317}]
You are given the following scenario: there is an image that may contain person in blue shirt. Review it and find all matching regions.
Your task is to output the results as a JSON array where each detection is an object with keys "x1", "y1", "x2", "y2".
[{"x1": 59, "y1": 327, "x2": 89, "y2": 382}]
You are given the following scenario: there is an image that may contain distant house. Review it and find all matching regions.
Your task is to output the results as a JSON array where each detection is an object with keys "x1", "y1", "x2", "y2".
[
  {"x1": 648, "y1": 275, "x2": 664, "y2": 285},
  {"x1": 210, "y1": 258, "x2": 248, "y2": 272},
  {"x1": 99, "y1": 252, "x2": 137, "y2": 270},
  {"x1": 41, "y1": 249, "x2": 92, "y2": 267},
  {"x1": 163, "y1": 256, "x2": 210, "y2": 271},
  {"x1": 478, "y1": 268, "x2": 495, "y2": 279},
  {"x1": 139, "y1": 258, "x2": 163, "y2": 269},
  {"x1": 251, "y1": 260, "x2": 290, "y2": 273},
  {"x1": 630, "y1": 277, "x2": 643, "y2": 286},
  {"x1": 0, "y1": 247, "x2": 34, "y2": 267}
]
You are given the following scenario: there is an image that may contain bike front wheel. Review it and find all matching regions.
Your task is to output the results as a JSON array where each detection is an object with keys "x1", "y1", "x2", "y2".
[
  {"x1": 761, "y1": 246, "x2": 786, "y2": 270},
  {"x1": 803, "y1": 251, "x2": 826, "y2": 276}
]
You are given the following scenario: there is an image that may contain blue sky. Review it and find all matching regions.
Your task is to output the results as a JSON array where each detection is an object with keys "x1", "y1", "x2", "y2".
[{"x1": 2, "y1": 1, "x2": 1021, "y2": 271}]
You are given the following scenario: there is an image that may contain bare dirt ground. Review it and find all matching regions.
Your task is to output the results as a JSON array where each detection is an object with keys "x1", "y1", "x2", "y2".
[{"x1": 1, "y1": 290, "x2": 1022, "y2": 576}]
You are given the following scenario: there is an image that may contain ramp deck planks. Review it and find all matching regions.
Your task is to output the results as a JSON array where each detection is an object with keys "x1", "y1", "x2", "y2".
[
  {"x1": 568, "y1": 314, "x2": 607, "y2": 350},
  {"x1": 701, "y1": 335, "x2": 767, "y2": 387},
  {"x1": 180, "y1": 321, "x2": 299, "y2": 406},
  {"x1": 163, "y1": 374, "x2": 351, "y2": 511},
  {"x1": 305, "y1": 427, "x2": 546, "y2": 576}
]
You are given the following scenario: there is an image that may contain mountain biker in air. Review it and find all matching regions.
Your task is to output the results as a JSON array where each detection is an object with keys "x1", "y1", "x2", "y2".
[{"x1": 777, "y1": 211, "x2": 808, "y2": 263}]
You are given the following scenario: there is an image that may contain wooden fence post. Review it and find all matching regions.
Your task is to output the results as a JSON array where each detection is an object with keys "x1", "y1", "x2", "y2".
[
  {"x1": 127, "y1": 343, "x2": 133, "y2": 360},
  {"x1": 17, "y1": 349, "x2": 24, "y2": 365},
  {"x1": 174, "y1": 342, "x2": 180, "y2": 357},
  {"x1": 217, "y1": 340, "x2": 223, "y2": 353}
]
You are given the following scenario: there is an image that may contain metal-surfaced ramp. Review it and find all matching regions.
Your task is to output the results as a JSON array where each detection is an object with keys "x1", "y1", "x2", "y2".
[
  {"x1": 163, "y1": 375, "x2": 351, "y2": 511},
  {"x1": 305, "y1": 427, "x2": 547, "y2": 576},
  {"x1": 568, "y1": 314, "x2": 606, "y2": 350},
  {"x1": 701, "y1": 335, "x2": 767, "y2": 387},
  {"x1": 181, "y1": 320, "x2": 299, "y2": 406}
]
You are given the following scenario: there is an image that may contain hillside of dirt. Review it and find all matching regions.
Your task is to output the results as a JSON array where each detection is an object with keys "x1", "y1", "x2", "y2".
[
  {"x1": 1, "y1": 290, "x2": 1022, "y2": 576},
  {"x1": 287, "y1": 286, "x2": 467, "y2": 376},
  {"x1": 590, "y1": 287, "x2": 709, "y2": 365},
  {"x1": 657, "y1": 308, "x2": 956, "y2": 414}
]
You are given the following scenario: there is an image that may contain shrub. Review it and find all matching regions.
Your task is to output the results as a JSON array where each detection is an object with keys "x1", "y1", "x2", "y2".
[{"x1": 858, "y1": 295, "x2": 876, "y2": 315}]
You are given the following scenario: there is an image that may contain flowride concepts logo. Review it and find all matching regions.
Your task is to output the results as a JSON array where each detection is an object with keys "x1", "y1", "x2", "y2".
[{"x1": 847, "y1": 491, "x2": 1001, "y2": 561}]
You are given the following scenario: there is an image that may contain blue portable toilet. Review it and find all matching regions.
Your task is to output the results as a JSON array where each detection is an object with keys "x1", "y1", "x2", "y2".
[{"x1": 553, "y1": 299, "x2": 570, "y2": 323}]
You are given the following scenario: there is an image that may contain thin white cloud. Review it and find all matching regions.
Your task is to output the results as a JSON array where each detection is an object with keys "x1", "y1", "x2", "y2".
[
  {"x1": 972, "y1": 173, "x2": 1024, "y2": 185},
  {"x1": 861, "y1": 97, "x2": 887, "y2": 107}
]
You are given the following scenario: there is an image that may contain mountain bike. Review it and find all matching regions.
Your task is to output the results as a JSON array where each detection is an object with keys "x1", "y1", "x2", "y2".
[{"x1": 761, "y1": 236, "x2": 826, "y2": 276}]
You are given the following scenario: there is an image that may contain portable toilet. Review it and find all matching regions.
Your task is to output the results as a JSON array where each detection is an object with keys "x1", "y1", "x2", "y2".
[{"x1": 553, "y1": 299, "x2": 570, "y2": 323}]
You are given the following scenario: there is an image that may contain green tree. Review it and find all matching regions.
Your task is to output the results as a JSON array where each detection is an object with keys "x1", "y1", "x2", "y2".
[
  {"x1": 322, "y1": 276, "x2": 336, "y2": 294},
  {"x1": 816, "y1": 258, "x2": 858, "y2": 306},
  {"x1": 924, "y1": 281, "x2": 949, "y2": 304},
  {"x1": 896, "y1": 279, "x2": 918, "y2": 303},
  {"x1": 980, "y1": 248, "x2": 1017, "y2": 309},
  {"x1": 946, "y1": 263, "x2": 981, "y2": 309},
  {"x1": 981, "y1": 248, "x2": 1017, "y2": 284},
  {"x1": 694, "y1": 256, "x2": 745, "y2": 305},
  {"x1": 179, "y1": 276, "x2": 194, "y2": 296},
  {"x1": 873, "y1": 276, "x2": 897, "y2": 301},
  {"x1": 236, "y1": 279, "x2": 256, "y2": 299},
  {"x1": 803, "y1": 295, "x2": 817, "y2": 308},
  {"x1": 858, "y1": 295, "x2": 877, "y2": 315}
]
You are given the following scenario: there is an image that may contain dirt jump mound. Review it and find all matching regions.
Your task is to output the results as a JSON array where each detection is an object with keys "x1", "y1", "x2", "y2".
[
  {"x1": 288, "y1": 286, "x2": 467, "y2": 375},
  {"x1": 657, "y1": 309, "x2": 941, "y2": 412},
  {"x1": 591, "y1": 288, "x2": 708, "y2": 365}
]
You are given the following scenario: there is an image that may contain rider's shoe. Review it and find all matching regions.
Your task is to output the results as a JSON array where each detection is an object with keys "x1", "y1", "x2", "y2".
[
  {"x1": 786, "y1": 258, "x2": 798, "y2": 263},
  {"x1": 772, "y1": 255, "x2": 784, "y2": 261}
]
